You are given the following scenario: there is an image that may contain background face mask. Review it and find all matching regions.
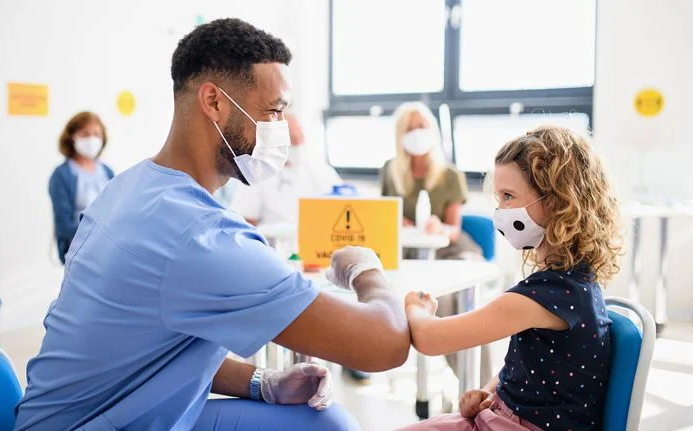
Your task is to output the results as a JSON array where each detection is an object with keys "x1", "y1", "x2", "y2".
[
  {"x1": 401, "y1": 129, "x2": 433, "y2": 156},
  {"x1": 493, "y1": 197, "x2": 546, "y2": 250},
  {"x1": 74, "y1": 136, "x2": 103, "y2": 159},
  {"x1": 213, "y1": 87, "x2": 290, "y2": 185}
]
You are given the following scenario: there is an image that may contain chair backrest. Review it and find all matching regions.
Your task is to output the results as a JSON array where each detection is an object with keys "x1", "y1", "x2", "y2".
[
  {"x1": 602, "y1": 297, "x2": 655, "y2": 431},
  {"x1": 461, "y1": 215, "x2": 495, "y2": 261},
  {"x1": 0, "y1": 349, "x2": 22, "y2": 431}
]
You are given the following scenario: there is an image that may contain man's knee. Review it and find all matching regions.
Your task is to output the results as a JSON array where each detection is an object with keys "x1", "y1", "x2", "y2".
[{"x1": 315, "y1": 403, "x2": 360, "y2": 431}]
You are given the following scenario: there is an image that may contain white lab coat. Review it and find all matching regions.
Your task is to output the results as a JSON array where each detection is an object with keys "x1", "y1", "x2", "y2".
[{"x1": 231, "y1": 160, "x2": 342, "y2": 224}]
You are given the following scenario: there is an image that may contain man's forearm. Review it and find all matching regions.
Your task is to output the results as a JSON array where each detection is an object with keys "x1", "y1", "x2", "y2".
[
  {"x1": 352, "y1": 269, "x2": 391, "y2": 302},
  {"x1": 211, "y1": 357, "x2": 256, "y2": 398},
  {"x1": 351, "y1": 268, "x2": 411, "y2": 366},
  {"x1": 353, "y1": 269, "x2": 408, "y2": 329}
]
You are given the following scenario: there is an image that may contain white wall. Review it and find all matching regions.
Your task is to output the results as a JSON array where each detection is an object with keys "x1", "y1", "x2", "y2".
[
  {"x1": 0, "y1": 0, "x2": 293, "y2": 326},
  {"x1": 594, "y1": 0, "x2": 693, "y2": 203},
  {"x1": 1, "y1": 0, "x2": 692, "y2": 327},
  {"x1": 593, "y1": 0, "x2": 693, "y2": 318}
]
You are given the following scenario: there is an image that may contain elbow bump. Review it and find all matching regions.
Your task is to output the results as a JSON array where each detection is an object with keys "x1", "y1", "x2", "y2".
[
  {"x1": 413, "y1": 336, "x2": 437, "y2": 357},
  {"x1": 368, "y1": 336, "x2": 410, "y2": 372}
]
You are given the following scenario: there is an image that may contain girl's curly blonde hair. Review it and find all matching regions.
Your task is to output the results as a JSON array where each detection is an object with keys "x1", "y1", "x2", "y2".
[{"x1": 495, "y1": 126, "x2": 623, "y2": 286}]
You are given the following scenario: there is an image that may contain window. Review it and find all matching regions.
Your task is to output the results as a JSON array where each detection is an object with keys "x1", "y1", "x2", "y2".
[
  {"x1": 453, "y1": 112, "x2": 591, "y2": 173},
  {"x1": 325, "y1": 116, "x2": 396, "y2": 169},
  {"x1": 458, "y1": 0, "x2": 596, "y2": 92},
  {"x1": 331, "y1": 0, "x2": 447, "y2": 96},
  {"x1": 326, "y1": 0, "x2": 597, "y2": 176}
]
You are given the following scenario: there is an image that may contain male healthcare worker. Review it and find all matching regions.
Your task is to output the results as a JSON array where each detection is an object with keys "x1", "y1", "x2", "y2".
[
  {"x1": 231, "y1": 112, "x2": 341, "y2": 225},
  {"x1": 230, "y1": 114, "x2": 373, "y2": 383},
  {"x1": 14, "y1": 18, "x2": 409, "y2": 431}
]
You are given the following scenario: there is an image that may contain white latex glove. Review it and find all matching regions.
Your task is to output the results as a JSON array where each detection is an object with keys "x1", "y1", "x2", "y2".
[
  {"x1": 325, "y1": 246, "x2": 385, "y2": 291},
  {"x1": 260, "y1": 363, "x2": 333, "y2": 410}
]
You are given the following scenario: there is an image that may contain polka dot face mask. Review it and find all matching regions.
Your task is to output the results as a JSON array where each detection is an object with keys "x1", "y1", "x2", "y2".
[{"x1": 493, "y1": 196, "x2": 546, "y2": 250}]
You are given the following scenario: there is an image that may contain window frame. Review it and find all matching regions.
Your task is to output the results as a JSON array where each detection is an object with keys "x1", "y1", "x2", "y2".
[{"x1": 325, "y1": 0, "x2": 596, "y2": 179}]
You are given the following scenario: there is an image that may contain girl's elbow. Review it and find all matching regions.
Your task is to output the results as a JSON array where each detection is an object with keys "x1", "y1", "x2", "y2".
[
  {"x1": 411, "y1": 328, "x2": 440, "y2": 356},
  {"x1": 414, "y1": 340, "x2": 441, "y2": 357}
]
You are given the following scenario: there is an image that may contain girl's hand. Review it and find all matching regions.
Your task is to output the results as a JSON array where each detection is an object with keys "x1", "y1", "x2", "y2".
[
  {"x1": 405, "y1": 291, "x2": 438, "y2": 316},
  {"x1": 459, "y1": 389, "x2": 493, "y2": 418},
  {"x1": 424, "y1": 215, "x2": 444, "y2": 235},
  {"x1": 403, "y1": 217, "x2": 414, "y2": 227}
]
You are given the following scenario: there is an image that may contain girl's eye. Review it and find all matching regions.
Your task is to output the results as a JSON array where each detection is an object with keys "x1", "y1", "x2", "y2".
[{"x1": 504, "y1": 193, "x2": 513, "y2": 201}]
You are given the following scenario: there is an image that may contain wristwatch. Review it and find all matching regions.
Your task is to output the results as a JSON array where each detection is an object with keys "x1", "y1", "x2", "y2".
[{"x1": 250, "y1": 368, "x2": 264, "y2": 402}]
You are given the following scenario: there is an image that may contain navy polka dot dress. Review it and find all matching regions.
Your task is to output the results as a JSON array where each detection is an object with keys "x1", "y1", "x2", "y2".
[{"x1": 496, "y1": 266, "x2": 611, "y2": 430}]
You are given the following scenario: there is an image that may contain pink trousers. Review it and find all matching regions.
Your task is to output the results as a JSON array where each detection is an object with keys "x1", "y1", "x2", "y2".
[{"x1": 396, "y1": 394, "x2": 543, "y2": 431}]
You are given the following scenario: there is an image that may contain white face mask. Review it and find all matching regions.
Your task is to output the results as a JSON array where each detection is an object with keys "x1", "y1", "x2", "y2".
[
  {"x1": 213, "y1": 87, "x2": 290, "y2": 185},
  {"x1": 74, "y1": 136, "x2": 103, "y2": 159},
  {"x1": 493, "y1": 196, "x2": 546, "y2": 250},
  {"x1": 402, "y1": 128, "x2": 433, "y2": 156}
]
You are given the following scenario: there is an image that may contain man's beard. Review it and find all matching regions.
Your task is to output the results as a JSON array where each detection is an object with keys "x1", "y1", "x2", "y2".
[{"x1": 216, "y1": 114, "x2": 253, "y2": 185}]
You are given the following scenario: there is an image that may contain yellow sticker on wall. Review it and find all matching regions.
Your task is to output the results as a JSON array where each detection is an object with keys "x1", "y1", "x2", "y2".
[
  {"x1": 117, "y1": 91, "x2": 136, "y2": 116},
  {"x1": 299, "y1": 197, "x2": 402, "y2": 270},
  {"x1": 7, "y1": 82, "x2": 49, "y2": 116},
  {"x1": 634, "y1": 88, "x2": 664, "y2": 117}
]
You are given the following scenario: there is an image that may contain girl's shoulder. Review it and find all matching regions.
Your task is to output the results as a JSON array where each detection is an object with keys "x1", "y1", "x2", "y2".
[
  {"x1": 510, "y1": 266, "x2": 603, "y2": 330},
  {"x1": 524, "y1": 265, "x2": 597, "y2": 287}
]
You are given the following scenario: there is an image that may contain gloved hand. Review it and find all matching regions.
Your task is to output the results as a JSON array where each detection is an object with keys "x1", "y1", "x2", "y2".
[
  {"x1": 260, "y1": 363, "x2": 333, "y2": 410},
  {"x1": 325, "y1": 246, "x2": 385, "y2": 291}
]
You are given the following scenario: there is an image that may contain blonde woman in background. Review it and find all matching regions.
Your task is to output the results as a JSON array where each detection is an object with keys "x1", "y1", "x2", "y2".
[
  {"x1": 381, "y1": 101, "x2": 482, "y2": 259},
  {"x1": 381, "y1": 102, "x2": 483, "y2": 379}
]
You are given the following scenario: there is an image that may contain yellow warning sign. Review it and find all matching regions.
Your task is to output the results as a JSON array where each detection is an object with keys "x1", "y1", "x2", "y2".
[
  {"x1": 117, "y1": 90, "x2": 136, "y2": 116},
  {"x1": 634, "y1": 88, "x2": 664, "y2": 117},
  {"x1": 7, "y1": 82, "x2": 49, "y2": 116},
  {"x1": 299, "y1": 197, "x2": 402, "y2": 270},
  {"x1": 332, "y1": 205, "x2": 364, "y2": 234}
]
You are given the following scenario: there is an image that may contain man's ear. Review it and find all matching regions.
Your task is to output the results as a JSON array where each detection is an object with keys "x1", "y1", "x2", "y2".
[{"x1": 198, "y1": 82, "x2": 225, "y2": 122}]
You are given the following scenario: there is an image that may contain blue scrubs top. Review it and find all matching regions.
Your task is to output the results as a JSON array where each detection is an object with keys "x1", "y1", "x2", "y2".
[{"x1": 15, "y1": 160, "x2": 319, "y2": 431}]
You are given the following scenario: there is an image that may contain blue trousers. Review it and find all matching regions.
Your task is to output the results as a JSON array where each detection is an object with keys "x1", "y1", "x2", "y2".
[{"x1": 193, "y1": 399, "x2": 360, "y2": 431}]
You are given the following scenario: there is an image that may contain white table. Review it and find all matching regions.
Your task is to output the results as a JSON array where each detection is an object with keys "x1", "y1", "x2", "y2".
[
  {"x1": 306, "y1": 259, "x2": 501, "y2": 419},
  {"x1": 257, "y1": 223, "x2": 450, "y2": 254},
  {"x1": 622, "y1": 203, "x2": 693, "y2": 333},
  {"x1": 399, "y1": 227, "x2": 452, "y2": 418},
  {"x1": 400, "y1": 226, "x2": 450, "y2": 256}
]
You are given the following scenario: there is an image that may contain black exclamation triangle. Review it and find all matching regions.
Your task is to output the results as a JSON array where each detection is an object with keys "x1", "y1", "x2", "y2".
[{"x1": 346, "y1": 210, "x2": 350, "y2": 230}]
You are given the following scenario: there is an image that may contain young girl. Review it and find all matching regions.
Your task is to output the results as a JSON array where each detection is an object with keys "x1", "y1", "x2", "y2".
[{"x1": 399, "y1": 126, "x2": 622, "y2": 431}]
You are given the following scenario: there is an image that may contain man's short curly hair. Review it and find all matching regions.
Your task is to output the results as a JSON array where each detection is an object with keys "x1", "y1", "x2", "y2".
[{"x1": 171, "y1": 18, "x2": 292, "y2": 94}]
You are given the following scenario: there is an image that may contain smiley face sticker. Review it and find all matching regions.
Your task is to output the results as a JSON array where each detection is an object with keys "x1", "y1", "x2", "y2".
[
  {"x1": 634, "y1": 88, "x2": 664, "y2": 117},
  {"x1": 117, "y1": 91, "x2": 136, "y2": 117}
]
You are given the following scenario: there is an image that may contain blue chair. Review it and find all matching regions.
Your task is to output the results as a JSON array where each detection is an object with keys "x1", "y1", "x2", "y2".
[
  {"x1": 603, "y1": 297, "x2": 655, "y2": 431},
  {"x1": 461, "y1": 215, "x2": 495, "y2": 261},
  {"x1": 0, "y1": 349, "x2": 22, "y2": 431}
]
